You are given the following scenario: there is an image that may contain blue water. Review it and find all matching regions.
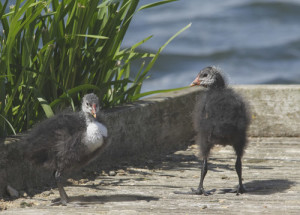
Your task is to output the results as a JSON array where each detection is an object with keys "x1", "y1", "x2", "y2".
[
  {"x1": 123, "y1": 0, "x2": 300, "y2": 92},
  {"x1": 2, "y1": 0, "x2": 300, "y2": 92}
]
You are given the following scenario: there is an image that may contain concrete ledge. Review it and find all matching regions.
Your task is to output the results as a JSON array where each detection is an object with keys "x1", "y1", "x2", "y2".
[
  {"x1": 101, "y1": 85, "x2": 300, "y2": 163},
  {"x1": 234, "y1": 85, "x2": 300, "y2": 137},
  {"x1": 0, "y1": 85, "x2": 299, "y2": 197},
  {"x1": 101, "y1": 87, "x2": 199, "y2": 160}
]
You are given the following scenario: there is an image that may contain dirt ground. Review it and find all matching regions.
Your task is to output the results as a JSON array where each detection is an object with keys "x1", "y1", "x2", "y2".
[{"x1": 1, "y1": 137, "x2": 300, "y2": 214}]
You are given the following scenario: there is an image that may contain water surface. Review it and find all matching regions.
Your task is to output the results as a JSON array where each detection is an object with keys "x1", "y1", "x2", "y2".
[{"x1": 123, "y1": 0, "x2": 300, "y2": 91}]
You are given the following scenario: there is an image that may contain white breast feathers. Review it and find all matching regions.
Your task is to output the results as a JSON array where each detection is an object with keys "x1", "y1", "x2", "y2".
[{"x1": 83, "y1": 121, "x2": 108, "y2": 152}]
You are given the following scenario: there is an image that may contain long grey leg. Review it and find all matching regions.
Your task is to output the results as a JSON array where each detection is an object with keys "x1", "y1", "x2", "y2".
[
  {"x1": 235, "y1": 156, "x2": 246, "y2": 195},
  {"x1": 54, "y1": 170, "x2": 69, "y2": 205},
  {"x1": 192, "y1": 158, "x2": 209, "y2": 195}
]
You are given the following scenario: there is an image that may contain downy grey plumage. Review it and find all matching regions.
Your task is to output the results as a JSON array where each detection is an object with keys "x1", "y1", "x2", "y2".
[
  {"x1": 191, "y1": 66, "x2": 250, "y2": 195},
  {"x1": 23, "y1": 93, "x2": 108, "y2": 205}
]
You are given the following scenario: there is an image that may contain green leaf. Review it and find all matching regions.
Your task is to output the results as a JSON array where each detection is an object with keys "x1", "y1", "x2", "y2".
[
  {"x1": 131, "y1": 35, "x2": 153, "y2": 50},
  {"x1": 72, "y1": 34, "x2": 109, "y2": 40},
  {"x1": 132, "y1": 86, "x2": 190, "y2": 100},
  {"x1": 37, "y1": 97, "x2": 54, "y2": 118},
  {"x1": 0, "y1": 114, "x2": 16, "y2": 135},
  {"x1": 50, "y1": 84, "x2": 102, "y2": 108},
  {"x1": 138, "y1": 0, "x2": 178, "y2": 11}
]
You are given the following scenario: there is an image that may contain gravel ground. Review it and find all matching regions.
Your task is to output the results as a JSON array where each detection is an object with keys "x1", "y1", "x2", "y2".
[{"x1": 1, "y1": 137, "x2": 299, "y2": 214}]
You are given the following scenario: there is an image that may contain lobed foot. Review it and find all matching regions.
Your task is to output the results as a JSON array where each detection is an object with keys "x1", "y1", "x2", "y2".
[
  {"x1": 236, "y1": 184, "x2": 247, "y2": 195},
  {"x1": 191, "y1": 187, "x2": 210, "y2": 196},
  {"x1": 174, "y1": 188, "x2": 215, "y2": 195},
  {"x1": 219, "y1": 185, "x2": 247, "y2": 195},
  {"x1": 50, "y1": 198, "x2": 68, "y2": 206}
]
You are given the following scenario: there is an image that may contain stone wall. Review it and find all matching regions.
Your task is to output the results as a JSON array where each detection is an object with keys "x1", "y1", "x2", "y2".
[{"x1": 236, "y1": 85, "x2": 300, "y2": 137}]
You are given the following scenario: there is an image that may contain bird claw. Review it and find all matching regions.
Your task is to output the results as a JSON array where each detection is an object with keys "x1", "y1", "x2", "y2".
[
  {"x1": 191, "y1": 188, "x2": 210, "y2": 196},
  {"x1": 219, "y1": 185, "x2": 247, "y2": 195},
  {"x1": 173, "y1": 187, "x2": 215, "y2": 196},
  {"x1": 236, "y1": 185, "x2": 247, "y2": 195},
  {"x1": 50, "y1": 198, "x2": 68, "y2": 206}
]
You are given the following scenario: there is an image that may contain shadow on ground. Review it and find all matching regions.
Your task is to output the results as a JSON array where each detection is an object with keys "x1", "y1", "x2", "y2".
[
  {"x1": 176, "y1": 179, "x2": 296, "y2": 196},
  {"x1": 52, "y1": 194, "x2": 159, "y2": 206},
  {"x1": 218, "y1": 179, "x2": 295, "y2": 195},
  {"x1": 244, "y1": 179, "x2": 296, "y2": 195}
]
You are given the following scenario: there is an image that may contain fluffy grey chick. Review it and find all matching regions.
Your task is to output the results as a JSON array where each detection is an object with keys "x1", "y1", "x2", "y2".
[
  {"x1": 190, "y1": 66, "x2": 250, "y2": 195},
  {"x1": 23, "y1": 93, "x2": 108, "y2": 205}
]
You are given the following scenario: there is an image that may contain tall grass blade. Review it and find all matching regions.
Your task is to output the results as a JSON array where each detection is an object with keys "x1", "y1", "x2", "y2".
[
  {"x1": 132, "y1": 86, "x2": 190, "y2": 100},
  {"x1": 0, "y1": 114, "x2": 16, "y2": 135},
  {"x1": 138, "y1": 0, "x2": 178, "y2": 11},
  {"x1": 0, "y1": 0, "x2": 189, "y2": 137}
]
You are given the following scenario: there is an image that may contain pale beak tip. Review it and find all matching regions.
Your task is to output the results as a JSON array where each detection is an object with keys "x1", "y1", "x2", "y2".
[{"x1": 191, "y1": 76, "x2": 201, "y2": 87}]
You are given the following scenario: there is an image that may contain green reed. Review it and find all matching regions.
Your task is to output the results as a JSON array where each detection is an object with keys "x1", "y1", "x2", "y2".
[{"x1": 0, "y1": 0, "x2": 190, "y2": 137}]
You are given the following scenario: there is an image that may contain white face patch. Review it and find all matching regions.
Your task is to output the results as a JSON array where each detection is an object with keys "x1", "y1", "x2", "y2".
[{"x1": 83, "y1": 121, "x2": 108, "y2": 152}]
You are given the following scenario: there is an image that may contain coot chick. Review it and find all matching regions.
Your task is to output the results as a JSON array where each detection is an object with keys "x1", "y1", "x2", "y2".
[
  {"x1": 190, "y1": 66, "x2": 250, "y2": 195},
  {"x1": 23, "y1": 93, "x2": 108, "y2": 205}
]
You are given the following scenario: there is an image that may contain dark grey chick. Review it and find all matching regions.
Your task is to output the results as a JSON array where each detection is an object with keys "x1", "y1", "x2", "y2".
[
  {"x1": 23, "y1": 93, "x2": 108, "y2": 205},
  {"x1": 190, "y1": 66, "x2": 250, "y2": 195}
]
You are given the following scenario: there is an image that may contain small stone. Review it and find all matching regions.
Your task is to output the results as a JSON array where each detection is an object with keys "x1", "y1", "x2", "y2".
[
  {"x1": 20, "y1": 201, "x2": 34, "y2": 208},
  {"x1": 101, "y1": 170, "x2": 108, "y2": 176},
  {"x1": 117, "y1": 169, "x2": 126, "y2": 176},
  {"x1": 201, "y1": 205, "x2": 208, "y2": 209},
  {"x1": 79, "y1": 178, "x2": 89, "y2": 184},
  {"x1": 19, "y1": 191, "x2": 28, "y2": 197},
  {"x1": 6, "y1": 185, "x2": 19, "y2": 198},
  {"x1": 109, "y1": 171, "x2": 117, "y2": 176},
  {"x1": 42, "y1": 190, "x2": 54, "y2": 197},
  {"x1": 85, "y1": 181, "x2": 95, "y2": 186},
  {"x1": 67, "y1": 178, "x2": 77, "y2": 184}
]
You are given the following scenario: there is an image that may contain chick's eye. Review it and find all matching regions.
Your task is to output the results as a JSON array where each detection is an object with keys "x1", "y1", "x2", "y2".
[
  {"x1": 86, "y1": 102, "x2": 90, "y2": 106},
  {"x1": 202, "y1": 73, "x2": 208, "y2": 78}
]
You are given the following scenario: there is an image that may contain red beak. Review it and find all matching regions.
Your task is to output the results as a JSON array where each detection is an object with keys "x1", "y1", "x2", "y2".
[
  {"x1": 190, "y1": 75, "x2": 201, "y2": 86},
  {"x1": 92, "y1": 104, "x2": 97, "y2": 118}
]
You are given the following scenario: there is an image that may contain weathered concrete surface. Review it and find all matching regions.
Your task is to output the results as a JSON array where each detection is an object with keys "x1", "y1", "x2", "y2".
[
  {"x1": 98, "y1": 86, "x2": 199, "y2": 161},
  {"x1": 1, "y1": 137, "x2": 299, "y2": 214},
  {"x1": 235, "y1": 85, "x2": 300, "y2": 137},
  {"x1": 0, "y1": 85, "x2": 299, "y2": 199}
]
